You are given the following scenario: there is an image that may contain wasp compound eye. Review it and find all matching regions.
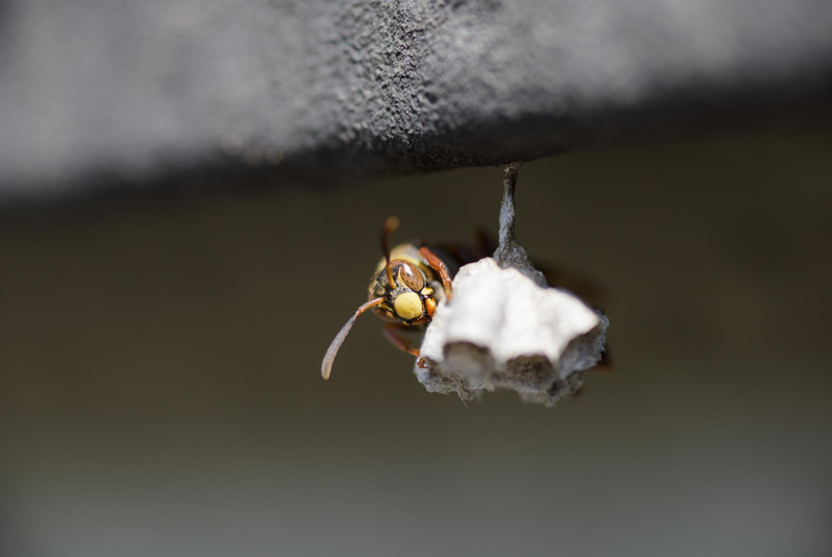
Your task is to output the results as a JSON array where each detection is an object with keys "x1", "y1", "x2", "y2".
[{"x1": 398, "y1": 262, "x2": 424, "y2": 291}]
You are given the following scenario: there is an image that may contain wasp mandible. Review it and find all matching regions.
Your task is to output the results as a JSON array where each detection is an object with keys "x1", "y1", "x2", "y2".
[{"x1": 321, "y1": 217, "x2": 461, "y2": 380}]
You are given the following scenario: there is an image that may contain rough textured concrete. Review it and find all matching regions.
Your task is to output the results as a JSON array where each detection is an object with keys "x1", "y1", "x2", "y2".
[{"x1": 1, "y1": 0, "x2": 831, "y2": 200}]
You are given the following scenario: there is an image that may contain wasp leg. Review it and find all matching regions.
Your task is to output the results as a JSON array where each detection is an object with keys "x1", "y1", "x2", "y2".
[
  {"x1": 382, "y1": 324, "x2": 420, "y2": 357},
  {"x1": 419, "y1": 246, "x2": 453, "y2": 301}
]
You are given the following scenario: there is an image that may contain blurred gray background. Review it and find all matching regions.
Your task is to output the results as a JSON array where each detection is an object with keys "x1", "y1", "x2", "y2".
[
  {"x1": 2, "y1": 0, "x2": 832, "y2": 555},
  {"x1": 1, "y1": 126, "x2": 831, "y2": 557}
]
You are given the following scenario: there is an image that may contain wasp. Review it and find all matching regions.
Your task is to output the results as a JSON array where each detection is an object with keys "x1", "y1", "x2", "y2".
[
  {"x1": 321, "y1": 217, "x2": 608, "y2": 380},
  {"x1": 321, "y1": 217, "x2": 467, "y2": 380}
]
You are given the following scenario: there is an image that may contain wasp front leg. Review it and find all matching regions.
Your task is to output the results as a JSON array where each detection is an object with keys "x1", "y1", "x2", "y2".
[
  {"x1": 382, "y1": 324, "x2": 420, "y2": 357},
  {"x1": 419, "y1": 247, "x2": 453, "y2": 301}
]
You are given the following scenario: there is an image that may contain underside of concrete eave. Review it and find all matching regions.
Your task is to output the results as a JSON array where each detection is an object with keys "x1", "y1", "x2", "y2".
[{"x1": 1, "y1": 0, "x2": 831, "y2": 204}]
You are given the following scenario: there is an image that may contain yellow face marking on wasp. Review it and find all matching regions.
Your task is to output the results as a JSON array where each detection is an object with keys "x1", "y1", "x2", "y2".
[
  {"x1": 424, "y1": 296, "x2": 436, "y2": 317},
  {"x1": 393, "y1": 292, "x2": 423, "y2": 320}
]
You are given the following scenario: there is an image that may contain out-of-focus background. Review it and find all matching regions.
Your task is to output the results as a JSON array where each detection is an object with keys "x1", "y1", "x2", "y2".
[
  {"x1": 2, "y1": 127, "x2": 831, "y2": 557},
  {"x1": 3, "y1": 0, "x2": 832, "y2": 555}
]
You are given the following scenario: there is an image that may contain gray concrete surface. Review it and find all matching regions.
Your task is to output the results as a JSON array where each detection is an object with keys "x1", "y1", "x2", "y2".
[{"x1": 1, "y1": 0, "x2": 831, "y2": 200}]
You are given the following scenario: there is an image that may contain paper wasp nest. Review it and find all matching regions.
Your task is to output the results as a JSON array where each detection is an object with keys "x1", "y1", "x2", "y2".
[
  {"x1": 415, "y1": 259, "x2": 608, "y2": 405},
  {"x1": 415, "y1": 164, "x2": 608, "y2": 405}
]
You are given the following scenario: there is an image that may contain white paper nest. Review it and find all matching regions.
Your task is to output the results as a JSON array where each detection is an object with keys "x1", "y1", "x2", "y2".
[{"x1": 416, "y1": 258, "x2": 608, "y2": 406}]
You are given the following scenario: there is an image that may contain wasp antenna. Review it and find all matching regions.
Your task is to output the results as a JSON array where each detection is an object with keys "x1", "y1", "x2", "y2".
[
  {"x1": 380, "y1": 216, "x2": 399, "y2": 287},
  {"x1": 321, "y1": 297, "x2": 386, "y2": 380}
]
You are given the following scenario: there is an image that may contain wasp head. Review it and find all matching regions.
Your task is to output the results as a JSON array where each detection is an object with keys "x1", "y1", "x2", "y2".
[{"x1": 369, "y1": 259, "x2": 436, "y2": 325}]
